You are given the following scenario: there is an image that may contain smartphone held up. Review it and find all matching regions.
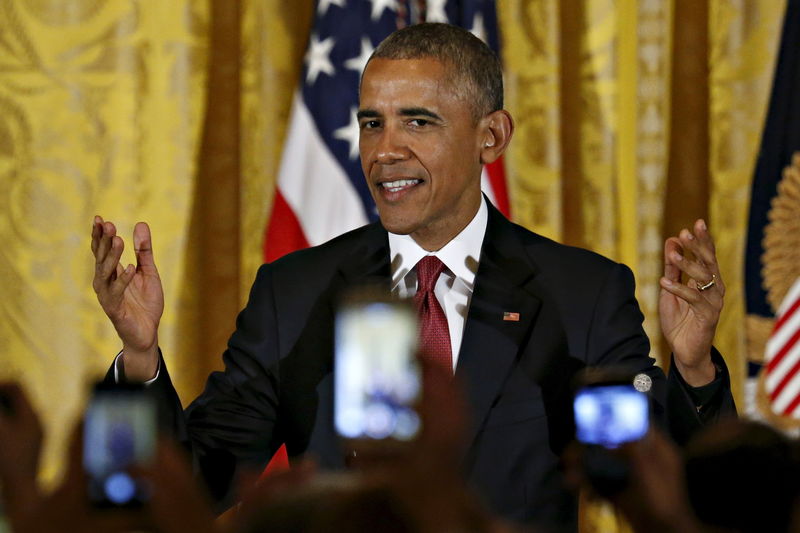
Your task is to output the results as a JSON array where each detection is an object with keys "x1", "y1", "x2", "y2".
[
  {"x1": 83, "y1": 382, "x2": 156, "y2": 509},
  {"x1": 572, "y1": 369, "x2": 652, "y2": 496},
  {"x1": 334, "y1": 289, "x2": 422, "y2": 449}
]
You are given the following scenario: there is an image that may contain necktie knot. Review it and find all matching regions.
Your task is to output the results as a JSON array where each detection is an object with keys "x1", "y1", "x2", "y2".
[{"x1": 416, "y1": 256, "x2": 447, "y2": 293}]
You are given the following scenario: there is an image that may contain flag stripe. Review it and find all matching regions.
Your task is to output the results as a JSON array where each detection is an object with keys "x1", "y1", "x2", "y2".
[
  {"x1": 782, "y1": 387, "x2": 800, "y2": 416},
  {"x1": 766, "y1": 314, "x2": 800, "y2": 374},
  {"x1": 769, "y1": 349, "x2": 800, "y2": 400},
  {"x1": 773, "y1": 365, "x2": 800, "y2": 413},
  {"x1": 774, "y1": 285, "x2": 800, "y2": 330},
  {"x1": 766, "y1": 326, "x2": 800, "y2": 374},
  {"x1": 765, "y1": 277, "x2": 800, "y2": 419},
  {"x1": 276, "y1": 94, "x2": 368, "y2": 246},
  {"x1": 766, "y1": 303, "x2": 800, "y2": 357},
  {"x1": 485, "y1": 157, "x2": 510, "y2": 217},
  {"x1": 264, "y1": 190, "x2": 310, "y2": 263}
]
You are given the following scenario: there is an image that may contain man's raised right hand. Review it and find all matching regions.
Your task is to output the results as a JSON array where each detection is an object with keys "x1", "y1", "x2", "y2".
[{"x1": 91, "y1": 216, "x2": 164, "y2": 381}]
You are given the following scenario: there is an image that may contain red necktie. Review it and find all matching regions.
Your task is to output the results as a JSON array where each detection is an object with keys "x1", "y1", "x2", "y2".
[{"x1": 414, "y1": 256, "x2": 452, "y2": 372}]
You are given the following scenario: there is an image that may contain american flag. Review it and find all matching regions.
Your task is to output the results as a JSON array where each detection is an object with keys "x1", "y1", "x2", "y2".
[
  {"x1": 765, "y1": 277, "x2": 800, "y2": 418},
  {"x1": 264, "y1": 0, "x2": 508, "y2": 263}
]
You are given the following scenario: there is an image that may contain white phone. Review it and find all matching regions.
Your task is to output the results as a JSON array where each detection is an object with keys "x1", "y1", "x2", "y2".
[{"x1": 334, "y1": 294, "x2": 421, "y2": 443}]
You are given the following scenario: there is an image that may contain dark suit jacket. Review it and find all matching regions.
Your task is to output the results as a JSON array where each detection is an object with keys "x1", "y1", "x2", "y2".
[{"x1": 128, "y1": 203, "x2": 734, "y2": 531}]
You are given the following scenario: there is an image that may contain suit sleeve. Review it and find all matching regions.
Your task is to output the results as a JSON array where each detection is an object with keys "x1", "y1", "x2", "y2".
[
  {"x1": 582, "y1": 263, "x2": 735, "y2": 442},
  {"x1": 666, "y1": 349, "x2": 737, "y2": 445},
  {"x1": 104, "y1": 264, "x2": 283, "y2": 509}
]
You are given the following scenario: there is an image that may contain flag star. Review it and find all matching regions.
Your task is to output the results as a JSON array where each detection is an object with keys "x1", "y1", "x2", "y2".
[
  {"x1": 369, "y1": 0, "x2": 398, "y2": 21},
  {"x1": 334, "y1": 107, "x2": 361, "y2": 160},
  {"x1": 305, "y1": 34, "x2": 336, "y2": 84},
  {"x1": 426, "y1": 0, "x2": 448, "y2": 22},
  {"x1": 344, "y1": 37, "x2": 374, "y2": 75},
  {"x1": 317, "y1": 0, "x2": 346, "y2": 16},
  {"x1": 470, "y1": 13, "x2": 487, "y2": 44}
]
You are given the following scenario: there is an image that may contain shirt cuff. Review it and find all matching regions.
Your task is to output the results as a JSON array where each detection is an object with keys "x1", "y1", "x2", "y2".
[{"x1": 113, "y1": 350, "x2": 160, "y2": 385}]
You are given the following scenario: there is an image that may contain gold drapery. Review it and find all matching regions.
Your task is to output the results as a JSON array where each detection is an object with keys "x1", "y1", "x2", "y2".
[
  {"x1": 0, "y1": 0, "x2": 311, "y2": 482},
  {"x1": 0, "y1": 0, "x2": 788, "y2": 529},
  {"x1": 500, "y1": 0, "x2": 785, "y2": 530}
]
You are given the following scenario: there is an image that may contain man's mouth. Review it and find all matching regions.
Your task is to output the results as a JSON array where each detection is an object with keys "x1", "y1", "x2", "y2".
[{"x1": 380, "y1": 179, "x2": 422, "y2": 193}]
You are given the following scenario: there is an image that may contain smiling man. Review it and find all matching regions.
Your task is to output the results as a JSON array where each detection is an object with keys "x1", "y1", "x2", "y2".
[
  {"x1": 357, "y1": 52, "x2": 510, "y2": 251},
  {"x1": 91, "y1": 23, "x2": 734, "y2": 531}
]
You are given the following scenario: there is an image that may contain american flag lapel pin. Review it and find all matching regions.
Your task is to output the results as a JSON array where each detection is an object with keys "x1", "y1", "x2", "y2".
[{"x1": 503, "y1": 312, "x2": 520, "y2": 322}]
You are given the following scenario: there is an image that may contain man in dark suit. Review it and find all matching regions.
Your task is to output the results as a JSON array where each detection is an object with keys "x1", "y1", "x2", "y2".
[{"x1": 91, "y1": 23, "x2": 733, "y2": 530}]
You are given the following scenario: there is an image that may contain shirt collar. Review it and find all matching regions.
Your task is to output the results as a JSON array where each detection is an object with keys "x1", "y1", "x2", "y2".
[{"x1": 388, "y1": 196, "x2": 488, "y2": 290}]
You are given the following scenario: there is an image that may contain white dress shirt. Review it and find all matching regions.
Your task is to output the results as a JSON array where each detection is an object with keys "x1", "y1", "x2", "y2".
[
  {"x1": 118, "y1": 197, "x2": 489, "y2": 382},
  {"x1": 388, "y1": 197, "x2": 489, "y2": 372}
]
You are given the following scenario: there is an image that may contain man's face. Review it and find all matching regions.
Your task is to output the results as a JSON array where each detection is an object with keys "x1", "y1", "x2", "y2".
[{"x1": 358, "y1": 58, "x2": 485, "y2": 251}]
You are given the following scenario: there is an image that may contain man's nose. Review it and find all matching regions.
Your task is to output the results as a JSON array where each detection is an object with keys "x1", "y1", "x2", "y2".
[{"x1": 374, "y1": 128, "x2": 411, "y2": 164}]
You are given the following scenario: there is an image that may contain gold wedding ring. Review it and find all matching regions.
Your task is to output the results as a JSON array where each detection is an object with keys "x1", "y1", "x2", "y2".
[{"x1": 697, "y1": 274, "x2": 716, "y2": 292}]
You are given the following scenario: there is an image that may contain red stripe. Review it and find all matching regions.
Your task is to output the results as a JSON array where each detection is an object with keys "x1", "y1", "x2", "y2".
[
  {"x1": 264, "y1": 190, "x2": 311, "y2": 263},
  {"x1": 766, "y1": 327, "x2": 800, "y2": 373},
  {"x1": 769, "y1": 352, "x2": 800, "y2": 400},
  {"x1": 774, "y1": 294, "x2": 800, "y2": 331},
  {"x1": 486, "y1": 156, "x2": 510, "y2": 217},
  {"x1": 781, "y1": 390, "x2": 800, "y2": 416},
  {"x1": 261, "y1": 188, "x2": 309, "y2": 475}
]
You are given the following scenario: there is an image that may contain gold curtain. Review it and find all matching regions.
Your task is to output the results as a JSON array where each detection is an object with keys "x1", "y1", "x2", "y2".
[
  {"x1": 0, "y1": 0, "x2": 788, "y2": 528},
  {"x1": 0, "y1": 0, "x2": 310, "y2": 482},
  {"x1": 500, "y1": 0, "x2": 786, "y2": 531}
]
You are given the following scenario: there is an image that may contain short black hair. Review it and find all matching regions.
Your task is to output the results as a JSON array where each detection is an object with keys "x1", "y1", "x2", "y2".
[{"x1": 369, "y1": 23, "x2": 503, "y2": 120}]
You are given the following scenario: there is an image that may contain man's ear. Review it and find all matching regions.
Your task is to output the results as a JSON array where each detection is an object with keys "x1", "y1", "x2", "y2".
[{"x1": 479, "y1": 110, "x2": 514, "y2": 165}]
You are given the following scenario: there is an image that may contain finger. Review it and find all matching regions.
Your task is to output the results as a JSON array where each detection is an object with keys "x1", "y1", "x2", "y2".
[
  {"x1": 90, "y1": 216, "x2": 104, "y2": 256},
  {"x1": 666, "y1": 246, "x2": 719, "y2": 294},
  {"x1": 108, "y1": 264, "x2": 136, "y2": 299},
  {"x1": 660, "y1": 276, "x2": 715, "y2": 312},
  {"x1": 94, "y1": 221, "x2": 117, "y2": 266},
  {"x1": 98, "y1": 236, "x2": 125, "y2": 287},
  {"x1": 133, "y1": 222, "x2": 158, "y2": 275},
  {"x1": 689, "y1": 219, "x2": 719, "y2": 268},
  {"x1": 687, "y1": 220, "x2": 725, "y2": 294},
  {"x1": 663, "y1": 237, "x2": 683, "y2": 283},
  {"x1": 677, "y1": 226, "x2": 716, "y2": 272}
]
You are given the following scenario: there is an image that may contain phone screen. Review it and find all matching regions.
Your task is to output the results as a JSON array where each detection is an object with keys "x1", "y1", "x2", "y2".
[
  {"x1": 334, "y1": 299, "x2": 421, "y2": 442},
  {"x1": 84, "y1": 383, "x2": 155, "y2": 508},
  {"x1": 574, "y1": 384, "x2": 649, "y2": 448}
]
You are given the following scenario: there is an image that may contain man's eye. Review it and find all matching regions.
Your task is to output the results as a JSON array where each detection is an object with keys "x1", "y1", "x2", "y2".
[
  {"x1": 361, "y1": 120, "x2": 380, "y2": 129},
  {"x1": 409, "y1": 119, "x2": 429, "y2": 127}
]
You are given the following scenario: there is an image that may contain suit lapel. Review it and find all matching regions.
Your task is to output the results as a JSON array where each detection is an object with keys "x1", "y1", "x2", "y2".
[
  {"x1": 455, "y1": 205, "x2": 543, "y2": 446},
  {"x1": 337, "y1": 223, "x2": 392, "y2": 288}
]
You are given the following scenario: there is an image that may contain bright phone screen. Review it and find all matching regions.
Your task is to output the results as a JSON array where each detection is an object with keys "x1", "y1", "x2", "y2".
[{"x1": 334, "y1": 301, "x2": 421, "y2": 441}]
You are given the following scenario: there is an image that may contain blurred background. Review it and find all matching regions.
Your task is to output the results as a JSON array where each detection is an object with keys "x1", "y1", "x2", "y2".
[{"x1": 0, "y1": 1, "x2": 797, "y2": 529}]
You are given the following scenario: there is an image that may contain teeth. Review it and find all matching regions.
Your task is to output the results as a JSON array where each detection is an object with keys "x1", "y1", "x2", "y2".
[{"x1": 381, "y1": 179, "x2": 419, "y2": 192}]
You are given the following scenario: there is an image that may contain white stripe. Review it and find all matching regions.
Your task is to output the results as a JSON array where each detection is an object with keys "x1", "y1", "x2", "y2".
[
  {"x1": 277, "y1": 93, "x2": 368, "y2": 246},
  {"x1": 777, "y1": 277, "x2": 800, "y2": 316},
  {"x1": 764, "y1": 306, "x2": 800, "y2": 364},
  {"x1": 766, "y1": 342, "x2": 800, "y2": 390},
  {"x1": 771, "y1": 365, "x2": 800, "y2": 414}
]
